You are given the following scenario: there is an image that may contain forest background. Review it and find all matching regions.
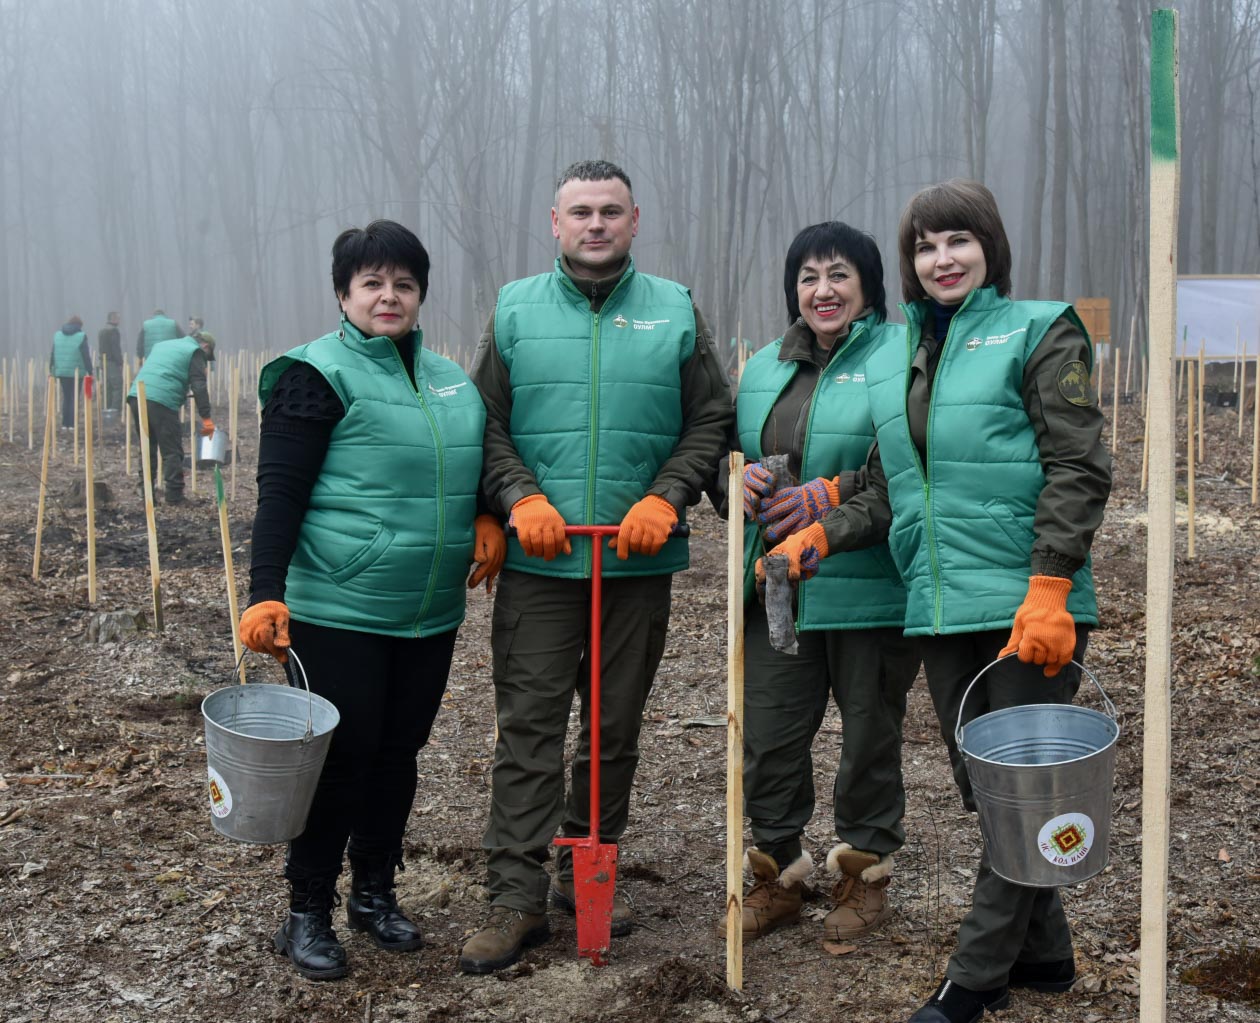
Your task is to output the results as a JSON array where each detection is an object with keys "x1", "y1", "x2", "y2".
[{"x1": 1, "y1": 0, "x2": 1257, "y2": 368}]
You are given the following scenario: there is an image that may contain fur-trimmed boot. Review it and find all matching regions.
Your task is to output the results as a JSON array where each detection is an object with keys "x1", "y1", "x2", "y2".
[
  {"x1": 346, "y1": 851, "x2": 424, "y2": 952},
  {"x1": 715, "y1": 848, "x2": 812, "y2": 940},
  {"x1": 823, "y1": 843, "x2": 893, "y2": 940}
]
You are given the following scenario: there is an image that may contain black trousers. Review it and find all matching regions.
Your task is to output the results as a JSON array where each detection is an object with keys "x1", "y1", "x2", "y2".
[
  {"x1": 128, "y1": 398, "x2": 185, "y2": 497},
  {"x1": 284, "y1": 619, "x2": 458, "y2": 881},
  {"x1": 58, "y1": 376, "x2": 76, "y2": 427}
]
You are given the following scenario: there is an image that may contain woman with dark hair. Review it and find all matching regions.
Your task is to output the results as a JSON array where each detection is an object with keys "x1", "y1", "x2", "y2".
[
  {"x1": 239, "y1": 220, "x2": 504, "y2": 981},
  {"x1": 717, "y1": 221, "x2": 920, "y2": 947},
  {"x1": 762, "y1": 182, "x2": 1111, "y2": 1023}
]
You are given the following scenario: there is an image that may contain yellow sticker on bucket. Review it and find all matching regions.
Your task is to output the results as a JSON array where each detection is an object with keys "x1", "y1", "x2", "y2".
[{"x1": 208, "y1": 766, "x2": 233, "y2": 819}]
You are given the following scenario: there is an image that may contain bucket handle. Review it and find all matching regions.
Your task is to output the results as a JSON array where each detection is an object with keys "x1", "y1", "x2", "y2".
[
  {"x1": 954, "y1": 654, "x2": 1117, "y2": 748},
  {"x1": 229, "y1": 647, "x2": 317, "y2": 743}
]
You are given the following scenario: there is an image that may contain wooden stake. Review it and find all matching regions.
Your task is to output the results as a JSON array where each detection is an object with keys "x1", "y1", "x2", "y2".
[
  {"x1": 1141, "y1": 12, "x2": 1177, "y2": 1021},
  {"x1": 1141, "y1": 346, "x2": 1149, "y2": 419},
  {"x1": 1252, "y1": 350, "x2": 1259, "y2": 505},
  {"x1": 230, "y1": 363, "x2": 240, "y2": 500},
  {"x1": 725, "y1": 450, "x2": 745, "y2": 992},
  {"x1": 84, "y1": 377, "x2": 97, "y2": 603},
  {"x1": 1196, "y1": 342, "x2": 1205, "y2": 463},
  {"x1": 124, "y1": 359, "x2": 133, "y2": 475},
  {"x1": 1240, "y1": 332, "x2": 1248, "y2": 439},
  {"x1": 1111, "y1": 347, "x2": 1121, "y2": 451},
  {"x1": 1141, "y1": 414, "x2": 1151, "y2": 493},
  {"x1": 189, "y1": 397, "x2": 198, "y2": 495},
  {"x1": 136, "y1": 382, "x2": 164, "y2": 632},
  {"x1": 73, "y1": 369, "x2": 80, "y2": 466},
  {"x1": 215, "y1": 467, "x2": 246, "y2": 683},
  {"x1": 32, "y1": 378, "x2": 55, "y2": 579},
  {"x1": 1187, "y1": 358, "x2": 1196, "y2": 560},
  {"x1": 27, "y1": 361, "x2": 35, "y2": 450}
]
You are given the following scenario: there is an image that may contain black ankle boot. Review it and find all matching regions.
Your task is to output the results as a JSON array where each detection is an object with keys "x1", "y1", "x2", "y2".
[
  {"x1": 273, "y1": 876, "x2": 348, "y2": 980},
  {"x1": 346, "y1": 851, "x2": 424, "y2": 952}
]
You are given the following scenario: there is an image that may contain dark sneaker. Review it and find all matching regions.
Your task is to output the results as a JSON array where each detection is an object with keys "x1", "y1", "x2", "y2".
[
  {"x1": 550, "y1": 878, "x2": 634, "y2": 937},
  {"x1": 908, "y1": 978, "x2": 1010, "y2": 1023},
  {"x1": 458, "y1": 906, "x2": 550, "y2": 974},
  {"x1": 1009, "y1": 957, "x2": 1076, "y2": 992}
]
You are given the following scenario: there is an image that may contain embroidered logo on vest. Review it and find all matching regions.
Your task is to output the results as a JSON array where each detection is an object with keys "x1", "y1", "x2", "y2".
[
  {"x1": 428, "y1": 380, "x2": 468, "y2": 399},
  {"x1": 633, "y1": 318, "x2": 671, "y2": 331},
  {"x1": 613, "y1": 314, "x2": 629, "y2": 328}
]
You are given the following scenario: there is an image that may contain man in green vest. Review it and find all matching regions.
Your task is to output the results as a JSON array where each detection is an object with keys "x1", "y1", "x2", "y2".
[
  {"x1": 460, "y1": 159, "x2": 732, "y2": 973},
  {"x1": 50, "y1": 316, "x2": 93, "y2": 428},
  {"x1": 127, "y1": 332, "x2": 215, "y2": 505},
  {"x1": 98, "y1": 312, "x2": 123, "y2": 414},
  {"x1": 136, "y1": 308, "x2": 182, "y2": 364}
]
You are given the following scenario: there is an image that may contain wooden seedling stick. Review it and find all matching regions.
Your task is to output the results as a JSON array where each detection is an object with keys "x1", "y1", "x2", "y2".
[
  {"x1": 32, "y1": 377, "x2": 55, "y2": 579},
  {"x1": 215, "y1": 467, "x2": 245, "y2": 683},
  {"x1": 73, "y1": 369, "x2": 80, "y2": 466},
  {"x1": 230, "y1": 363, "x2": 240, "y2": 500},
  {"x1": 1141, "y1": 12, "x2": 1177, "y2": 1021},
  {"x1": 1197, "y1": 342, "x2": 1205, "y2": 462},
  {"x1": 1252, "y1": 349, "x2": 1259, "y2": 505},
  {"x1": 124, "y1": 359, "x2": 132, "y2": 474},
  {"x1": 189, "y1": 397, "x2": 197, "y2": 495},
  {"x1": 1239, "y1": 332, "x2": 1248, "y2": 438},
  {"x1": 136, "y1": 381, "x2": 164, "y2": 632},
  {"x1": 1111, "y1": 348, "x2": 1121, "y2": 451},
  {"x1": 1187, "y1": 358, "x2": 1196, "y2": 560},
  {"x1": 27, "y1": 361, "x2": 35, "y2": 449},
  {"x1": 84, "y1": 377, "x2": 97, "y2": 603},
  {"x1": 725, "y1": 450, "x2": 745, "y2": 992}
]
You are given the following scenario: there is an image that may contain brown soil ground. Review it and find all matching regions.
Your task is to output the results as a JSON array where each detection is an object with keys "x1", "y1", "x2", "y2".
[{"x1": 0, "y1": 389, "x2": 1257, "y2": 1023}]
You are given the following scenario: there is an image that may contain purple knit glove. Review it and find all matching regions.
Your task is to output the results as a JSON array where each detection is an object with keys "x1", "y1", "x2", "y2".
[
  {"x1": 742, "y1": 461, "x2": 775, "y2": 520},
  {"x1": 759, "y1": 476, "x2": 840, "y2": 542}
]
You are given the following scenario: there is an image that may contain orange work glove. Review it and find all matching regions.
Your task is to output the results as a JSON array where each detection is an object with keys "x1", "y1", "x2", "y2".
[
  {"x1": 239, "y1": 600, "x2": 291, "y2": 664},
  {"x1": 754, "y1": 522, "x2": 829, "y2": 587},
  {"x1": 200, "y1": 417, "x2": 215, "y2": 437},
  {"x1": 611, "y1": 495, "x2": 678, "y2": 559},
  {"x1": 468, "y1": 514, "x2": 507, "y2": 591},
  {"x1": 509, "y1": 494, "x2": 572, "y2": 560},
  {"x1": 1000, "y1": 575, "x2": 1076, "y2": 677}
]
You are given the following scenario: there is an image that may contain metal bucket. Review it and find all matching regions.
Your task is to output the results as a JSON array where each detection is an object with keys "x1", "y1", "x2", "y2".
[
  {"x1": 201, "y1": 650, "x2": 339, "y2": 844},
  {"x1": 956, "y1": 657, "x2": 1119, "y2": 887},
  {"x1": 196, "y1": 428, "x2": 228, "y2": 466}
]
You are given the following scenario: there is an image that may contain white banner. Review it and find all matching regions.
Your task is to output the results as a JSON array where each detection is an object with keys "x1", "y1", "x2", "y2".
[{"x1": 1175, "y1": 277, "x2": 1260, "y2": 360}]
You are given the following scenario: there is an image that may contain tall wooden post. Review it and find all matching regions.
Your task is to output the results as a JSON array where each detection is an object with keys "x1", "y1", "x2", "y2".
[
  {"x1": 136, "y1": 382, "x2": 165, "y2": 632},
  {"x1": 84, "y1": 377, "x2": 97, "y2": 603},
  {"x1": 1141, "y1": 12, "x2": 1178, "y2": 1022},
  {"x1": 32, "y1": 378, "x2": 56, "y2": 579},
  {"x1": 725, "y1": 451, "x2": 745, "y2": 992}
]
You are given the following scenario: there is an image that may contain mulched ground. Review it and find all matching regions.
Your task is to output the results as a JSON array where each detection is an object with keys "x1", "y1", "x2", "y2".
[{"x1": 0, "y1": 390, "x2": 1257, "y2": 1023}]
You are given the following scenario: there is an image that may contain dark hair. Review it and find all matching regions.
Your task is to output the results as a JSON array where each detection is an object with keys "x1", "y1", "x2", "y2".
[
  {"x1": 188, "y1": 316, "x2": 204, "y2": 330},
  {"x1": 555, "y1": 160, "x2": 633, "y2": 203},
  {"x1": 331, "y1": 220, "x2": 431, "y2": 303},
  {"x1": 783, "y1": 222, "x2": 886, "y2": 324},
  {"x1": 897, "y1": 179, "x2": 1012, "y2": 302}
]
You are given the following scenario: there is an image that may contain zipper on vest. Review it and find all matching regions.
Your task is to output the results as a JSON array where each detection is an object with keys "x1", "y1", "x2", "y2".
[
  {"x1": 919, "y1": 290, "x2": 978, "y2": 634},
  {"x1": 388, "y1": 342, "x2": 445, "y2": 633},
  {"x1": 584, "y1": 272, "x2": 630, "y2": 577}
]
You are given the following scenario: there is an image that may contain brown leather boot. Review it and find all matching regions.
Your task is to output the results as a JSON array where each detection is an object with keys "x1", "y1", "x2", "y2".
[
  {"x1": 715, "y1": 849, "x2": 812, "y2": 940},
  {"x1": 550, "y1": 878, "x2": 634, "y2": 937},
  {"x1": 823, "y1": 843, "x2": 892, "y2": 940},
  {"x1": 458, "y1": 905, "x2": 551, "y2": 974}
]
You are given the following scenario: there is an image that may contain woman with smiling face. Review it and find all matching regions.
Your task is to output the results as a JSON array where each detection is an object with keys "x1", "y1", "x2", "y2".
[
  {"x1": 238, "y1": 221, "x2": 504, "y2": 981},
  {"x1": 719, "y1": 222, "x2": 920, "y2": 948},
  {"x1": 763, "y1": 183, "x2": 1111, "y2": 1023}
]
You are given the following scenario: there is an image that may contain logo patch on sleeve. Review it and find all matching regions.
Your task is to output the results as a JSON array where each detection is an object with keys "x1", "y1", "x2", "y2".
[{"x1": 1056, "y1": 361, "x2": 1094, "y2": 406}]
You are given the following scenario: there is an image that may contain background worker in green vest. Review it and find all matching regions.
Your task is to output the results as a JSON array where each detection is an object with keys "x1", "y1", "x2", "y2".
[
  {"x1": 461, "y1": 159, "x2": 733, "y2": 974},
  {"x1": 127, "y1": 330, "x2": 214, "y2": 505},
  {"x1": 50, "y1": 315, "x2": 93, "y2": 428},
  {"x1": 237, "y1": 221, "x2": 504, "y2": 982},
  {"x1": 716, "y1": 222, "x2": 920, "y2": 948},
  {"x1": 136, "y1": 307, "x2": 182, "y2": 364},
  {"x1": 97, "y1": 311, "x2": 123, "y2": 414},
  {"x1": 763, "y1": 180, "x2": 1111, "y2": 1023}
]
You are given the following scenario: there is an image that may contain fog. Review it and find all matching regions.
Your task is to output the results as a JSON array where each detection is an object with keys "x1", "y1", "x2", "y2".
[{"x1": 2, "y1": 0, "x2": 1256, "y2": 368}]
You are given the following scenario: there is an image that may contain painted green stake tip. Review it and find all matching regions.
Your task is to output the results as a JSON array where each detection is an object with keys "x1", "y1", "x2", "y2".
[
  {"x1": 1150, "y1": 9, "x2": 1179, "y2": 162},
  {"x1": 214, "y1": 465, "x2": 225, "y2": 504}
]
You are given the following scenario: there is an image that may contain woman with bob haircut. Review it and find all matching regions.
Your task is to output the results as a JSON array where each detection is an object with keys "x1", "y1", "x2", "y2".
[
  {"x1": 719, "y1": 221, "x2": 920, "y2": 948},
  {"x1": 239, "y1": 220, "x2": 505, "y2": 981},
  {"x1": 760, "y1": 182, "x2": 1111, "y2": 1023}
]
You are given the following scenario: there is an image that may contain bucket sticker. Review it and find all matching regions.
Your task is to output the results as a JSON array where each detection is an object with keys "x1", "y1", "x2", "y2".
[
  {"x1": 1037, "y1": 812, "x2": 1094, "y2": 867},
  {"x1": 207, "y1": 766, "x2": 233, "y2": 819}
]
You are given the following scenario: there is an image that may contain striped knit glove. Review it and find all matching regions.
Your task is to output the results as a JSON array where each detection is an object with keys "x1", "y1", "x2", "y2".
[
  {"x1": 759, "y1": 476, "x2": 840, "y2": 542},
  {"x1": 509, "y1": 494, "x2": 572, "y2": 561},
  {"x1": 755, "y1": 522, "x2": 829, "y2": 587},
  {"x1": 1000, "y1": 575, "x2": 1076, "y2": 678},
  {"x1": 742, "y1": 461, "x2": 776, "y2": 520}
]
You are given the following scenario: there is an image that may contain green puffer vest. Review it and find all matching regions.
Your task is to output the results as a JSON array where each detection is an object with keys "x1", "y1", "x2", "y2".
[
  {"x1": 495, "y1": 258, "x2": 695, "y2": 578},
  {"x1": 52, "y1": 331, "x2": 87, "y2": 378},
  {"x1": 142, "y1": 315, "x2": 180, "y2": 356},
  {"x1": 258, "y1": 320, "x2": 486, "y2": 637},
  {"x1": 737, "y1": 316, "x2": 907, "y2": 630},
  {"x1": 866, "y1": 287, "x2": 1098, "y2": 635},
  {"x1": 128, "y1": 336, "x2": 200, "y2": 411}
]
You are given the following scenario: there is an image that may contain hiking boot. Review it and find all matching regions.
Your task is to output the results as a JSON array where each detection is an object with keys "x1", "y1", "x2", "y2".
[
  {"x1": 1008, "y1": 957, "x2": 1076, "y2": 992},
  {"x1": 550, "y1": 877, "x2": 633, "y2": 937},
  {"x1": 273, "y1": 876, "x2": 348, "y2": 981},
  {"x1": 907, "y1": 978, "x2": 1009, "y2": 1023},
  {"x1": 458, "y1": 906, "x2": 550, "y2": 974},
  {"x1": 823, "y1": 844, "x2": 892, "y2": 940},
  {"x1": 346, "y1": 851, "x2": 424, "y2": 952},
  {"x1": 714, "y1": 849, "x2": 811, "y2": 940}
]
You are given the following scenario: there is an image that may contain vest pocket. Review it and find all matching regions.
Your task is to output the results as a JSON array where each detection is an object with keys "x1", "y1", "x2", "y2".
[
  {"x1": 329, "y1": 522, "x2": 396, "y2": 586},
  {"x1": 980, "y1": 499, "x2": 1034, "y2": 559}
]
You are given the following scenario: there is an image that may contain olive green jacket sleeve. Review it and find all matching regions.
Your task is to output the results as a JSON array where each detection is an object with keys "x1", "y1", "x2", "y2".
[{"x1": 818, "y1": 443, "x2": 892, "y2": 553}]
